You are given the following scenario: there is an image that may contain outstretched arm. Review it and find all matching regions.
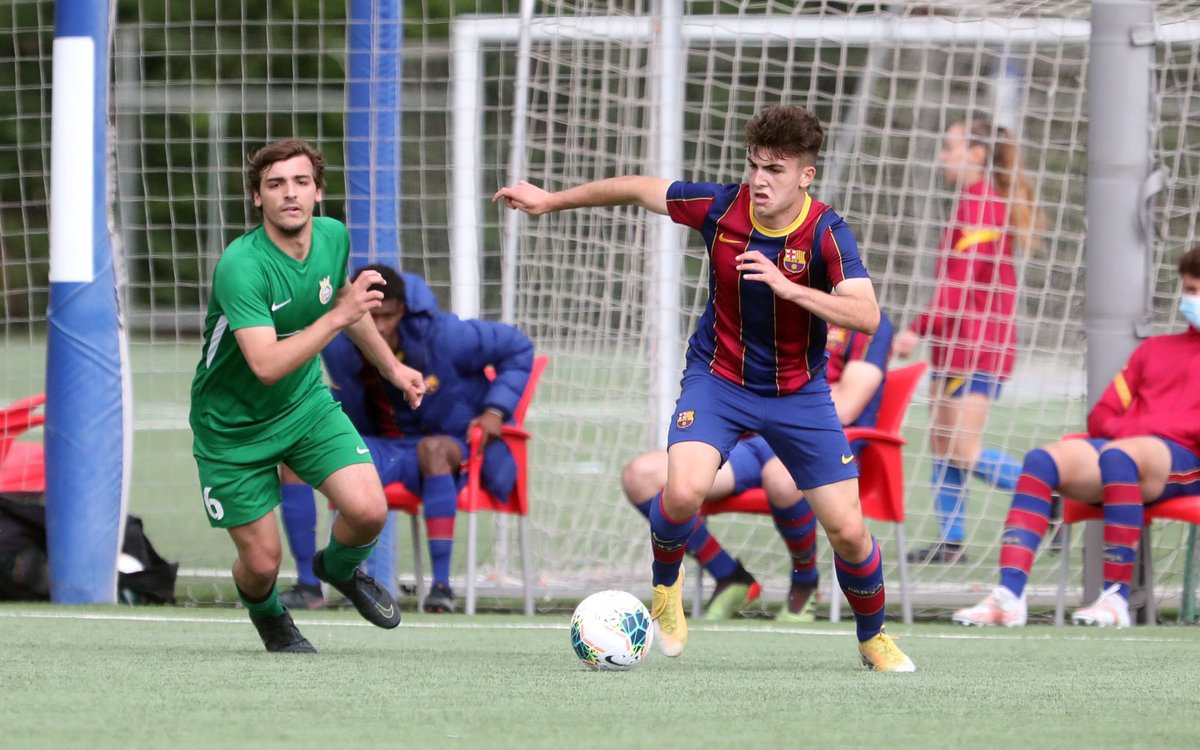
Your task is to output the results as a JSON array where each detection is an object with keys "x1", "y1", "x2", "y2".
[{"x1": 493, "y1": 176, "x2": 671, "y2": 216}]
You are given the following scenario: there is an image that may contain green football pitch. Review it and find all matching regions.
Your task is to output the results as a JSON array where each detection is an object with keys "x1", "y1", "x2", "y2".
[{"x1": 1, "y1": 604, "x2": 1197, "y2": 750}]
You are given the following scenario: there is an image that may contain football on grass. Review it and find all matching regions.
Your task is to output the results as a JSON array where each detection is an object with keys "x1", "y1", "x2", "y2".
[{"x1": 569, "y1": 589, "x2": 653, "y2": 670}]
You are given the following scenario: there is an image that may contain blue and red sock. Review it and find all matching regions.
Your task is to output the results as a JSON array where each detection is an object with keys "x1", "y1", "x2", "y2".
[
  {"x1": 1099, "y1": 448, "x2": 1143, "y2": 600},
  {"x1": 834, "y1": 536, "x2": 885, "y2": 642},
  {"x1": 280, "y1": 482, "x2": 320, "y2": 588},
  {"x1": 423, "y1": 474, "x2": 458, "y2": 587},
  {"x1": 998, "y1": 447, "x2": 1058, "y2": 597},
  {"x1": 634, "y1": 497, "x2": 735, "y2": 581},
  {"x1": 770, "y1": 498, "x2": 819, "y2": 587},
  {"x1": 649, "y1": 492, "x2": 698, "y2": 587}
]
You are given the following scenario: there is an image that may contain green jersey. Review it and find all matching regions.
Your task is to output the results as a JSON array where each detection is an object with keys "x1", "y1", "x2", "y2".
[{"x1": 190, "y1": 216, "x2": 350, "y2": 459}]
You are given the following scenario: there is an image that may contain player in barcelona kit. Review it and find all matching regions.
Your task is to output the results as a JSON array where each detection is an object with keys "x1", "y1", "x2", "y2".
[
  {"x1": 495, "y1": 105, "x2": 915, "y2": 671},
  {"x1": 620, "y1": 316, "x2": 894, "y2": 623},
  {"x1": 953, "y1": 245, "x2": 1200, "y2": 628},
  {"x1": 189, "y1": 138, "x2": 425, "y2": 652}
]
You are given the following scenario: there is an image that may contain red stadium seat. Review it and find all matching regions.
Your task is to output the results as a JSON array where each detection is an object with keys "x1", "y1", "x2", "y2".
[
  {"x1": 381, "y1": 354, "x2": 549, "y2": 615},
  {"x1": 694, "y1": 362, "x2": 926, "y2": 624},
  {"x1": 0, "y1": 393, "x2": 46, "y2": 495},
  {"x1": 1054, "y1": 492, "x2": 1200, "y2": 626}
]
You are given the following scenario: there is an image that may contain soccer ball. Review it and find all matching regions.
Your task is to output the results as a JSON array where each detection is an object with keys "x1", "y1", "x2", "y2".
[{"x1": 569, "y1": 589, "x2": 654, "y2": 670}]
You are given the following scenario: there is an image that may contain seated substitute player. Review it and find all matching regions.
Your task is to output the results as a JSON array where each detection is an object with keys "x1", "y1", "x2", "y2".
[
  {"x1": 278, "y1": 265, "x2": 534, "y2": 614},
  {"x1": 621, "y1": 314, "x2": 894, "y2": 622},
  {"x1": 189, "y1": 139, "x2": 425, "y2": 653},
  {"x1": 953, "y1": 245, "x2": 1200, "y2": 628},
  {"x1": 496, "y1": 104, "x2": 915, "y2": 671}
]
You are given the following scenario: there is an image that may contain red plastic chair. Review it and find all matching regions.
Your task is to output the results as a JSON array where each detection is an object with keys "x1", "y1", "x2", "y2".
[
  {"x1": 381, "y1": 354, "x2": 549, "y2": 616},
  {"x1": 0, "y1": 394, "x2": 46, "y2": 495},
  {"x1": 695, "y1": 361, "x2": 927, "y2": 624},
  {"x1": 1054, "y1": 493, "x2": 1200, "y2": 626}
]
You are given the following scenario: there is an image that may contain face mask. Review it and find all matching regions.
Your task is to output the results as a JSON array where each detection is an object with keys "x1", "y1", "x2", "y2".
[{"x1": 1180, "y1": 295, "x2": 1200, "y2": 330}]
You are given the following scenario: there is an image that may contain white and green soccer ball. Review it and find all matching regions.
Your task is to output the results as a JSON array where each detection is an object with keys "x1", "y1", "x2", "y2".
[{"x1": 569, "y1": 589, "x2": 653, "y2": 670}]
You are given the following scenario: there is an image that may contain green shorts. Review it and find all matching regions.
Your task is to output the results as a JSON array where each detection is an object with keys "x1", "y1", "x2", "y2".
[{"x1": 193, "y1": 404, "x2": 373, "y2": 529}]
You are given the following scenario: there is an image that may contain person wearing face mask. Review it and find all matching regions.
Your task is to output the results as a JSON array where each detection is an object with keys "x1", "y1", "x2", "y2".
[{"x1": 952, "y1": 245, "x2": 1200, "y2": 629}]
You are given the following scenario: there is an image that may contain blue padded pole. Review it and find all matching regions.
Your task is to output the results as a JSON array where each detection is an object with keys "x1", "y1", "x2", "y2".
[{"x1": 46, "y1": 0, "x2": 128, "y2": 604}]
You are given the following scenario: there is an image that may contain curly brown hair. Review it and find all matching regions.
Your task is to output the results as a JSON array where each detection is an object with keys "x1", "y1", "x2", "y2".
[
  {"x1": 744, "y1": 105, "x2": 824, "y2": 165},
  {"x1": 246, "y1": 138, "x2": 326, "y2": 196}
]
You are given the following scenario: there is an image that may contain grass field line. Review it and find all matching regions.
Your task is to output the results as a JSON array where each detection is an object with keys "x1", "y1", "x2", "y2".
[{"x1": 1, "y1": 608, "x2": 1195, "y2": 643}]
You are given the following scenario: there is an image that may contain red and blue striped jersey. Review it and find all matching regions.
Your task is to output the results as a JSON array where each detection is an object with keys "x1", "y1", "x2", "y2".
[{"x1": 666, "y1": 181, "x2": 871, "y2": 396}]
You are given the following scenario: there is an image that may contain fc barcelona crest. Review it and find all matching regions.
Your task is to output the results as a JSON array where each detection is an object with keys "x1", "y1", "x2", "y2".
[
  {"x1": 676, "y1": 410, "x2": 695, "y2": 429},
  {"x1": 781, "y1": 247, "x2": 807, "y2": 274}
]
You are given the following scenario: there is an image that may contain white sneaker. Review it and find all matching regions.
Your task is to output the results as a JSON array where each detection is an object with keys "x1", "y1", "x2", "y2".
[
  {"x1": 952, "y1": 586, "x2": 1027, "y2": 627},
  {"x1": 1071, "y1": 584, "x2": 1131, "y2": 628}
]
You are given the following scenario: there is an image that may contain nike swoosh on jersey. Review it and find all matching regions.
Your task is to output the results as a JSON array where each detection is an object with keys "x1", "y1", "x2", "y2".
[
  {"x1": 841, "y1": 454, "x2": 855, "y2": 464},
  {"x1": 356, "y1": 446, "x2": 370, "y2": 455},
  {"x1": 717, "y1": 232, "x2": 742, "y2": 244},
  {"x1": 271, "y1": 299, "x2": 292, "y2": 312}
]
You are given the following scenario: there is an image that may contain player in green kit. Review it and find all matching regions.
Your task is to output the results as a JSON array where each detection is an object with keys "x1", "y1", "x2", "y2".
[{"x1": 190, "y1": 139, "x2": 426, "y2": 652}]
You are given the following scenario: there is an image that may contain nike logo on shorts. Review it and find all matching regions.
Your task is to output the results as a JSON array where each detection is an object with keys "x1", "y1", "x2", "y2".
[
  {"x1": 271, "y1": 298, "x2": 292, "y2": 312},
  {"x1": 841, "y1": 454, "x2": 854, "y2": 464},
  {"x1": 356, "y1": 446, "x2": 370, "y2": 455}
]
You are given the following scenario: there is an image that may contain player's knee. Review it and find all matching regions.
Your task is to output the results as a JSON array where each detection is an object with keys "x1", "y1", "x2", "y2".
[
  {"x1": 1097, "y1": 446, "x2": 1138, "y2": 479},
  {"x1": 359, "y1": 500, "x2": 389, "y2": 534},
  {"x1": 950, "y1": 441, "x2": 982, "y2": 467},
  {"x1": 621, "y1": 453, "x2": 662, "y2": 503},
  {"x1": 338, "y1": 493, "x2": 389, "y2": 534},
  {"x1": 1022, "y1": 446, "x2": 1058, "y2": 481},
  {"x1": 240, "y1": 546, "x2": 282, "y2": 581},
  {"x1": 762, "y1": 471, "x2": 800, "y2": 507},
  {"x1": 417, "y1": 436, "x2": 460, "y2": 475},
  {"x1": 661, "y1": 484, "x2": 705, "y2": 518},
  {"x1": 824, "y1": 517, "x2": 869, "y2": 559}
]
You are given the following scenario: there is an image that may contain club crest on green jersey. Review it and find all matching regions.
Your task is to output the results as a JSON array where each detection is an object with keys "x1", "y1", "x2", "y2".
[{"x1": 319, "y1": 275, "x2": 333, "y2": 304}]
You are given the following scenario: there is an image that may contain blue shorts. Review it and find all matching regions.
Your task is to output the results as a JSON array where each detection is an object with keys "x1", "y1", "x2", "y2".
[
  {"x1": 726, "y1": 435, "x2": 776, "y2": 493},
  {"x1": 934, "y1": 372, "x2": 1004, "y2": 400},
  {"x1": 1083, "y1": 437, "x2": 1200, "y2": 503},
  {"x1": 364, "y1": 433, "x2": 518, "y2": 501},
  {"x1": 667, "y1": 369, "x2": 856, "y2": 491}
]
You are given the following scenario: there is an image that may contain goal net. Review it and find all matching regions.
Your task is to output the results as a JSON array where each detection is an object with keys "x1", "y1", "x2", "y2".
[{"x1": 3, "y1": 0, "x2": 1199, "y2": 616}]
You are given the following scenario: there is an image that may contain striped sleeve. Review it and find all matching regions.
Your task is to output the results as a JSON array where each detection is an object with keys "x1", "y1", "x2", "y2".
[
  {"x1": 666, "y1": 181, "x2": 727, "y2": 230},
  {"x1": 818, "y1": 211, "x2": 869, "y2": 288}
]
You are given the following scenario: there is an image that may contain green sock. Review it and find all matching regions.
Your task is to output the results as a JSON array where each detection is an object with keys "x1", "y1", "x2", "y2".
[
  {"x1": 238, "y1": 583, "x2": 285, "y2": 619},
  {"x1": 320, "y1": 536, "x2": 377, "y2": 582}
]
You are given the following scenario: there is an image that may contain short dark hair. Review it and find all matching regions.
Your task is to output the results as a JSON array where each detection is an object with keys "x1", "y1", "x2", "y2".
[
  {"x1": 246, "y1": 138, "x2": 326, "y2": 195},
  {"x1": 744, "y1": 105, "x2": 824, "y2": 164},
  {"x1": 354, "y1": 264, "x2": 406, "y2": 303},
  {"x1": 1179, "y1": 246, "x2": 1200, "y2": 278}
]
